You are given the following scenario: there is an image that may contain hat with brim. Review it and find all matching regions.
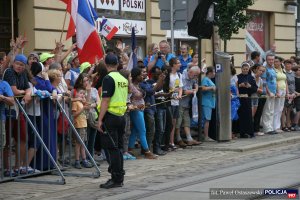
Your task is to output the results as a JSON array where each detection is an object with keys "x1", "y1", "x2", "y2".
[
  {"x1": 40, "y1": 53, "x2": 55, "y2": 63},
  {"x1": 80, "y1": 62, "x2": 91, "y2": 73},
  {"x1": 68, "y1": 55, "x2": 78, "y2": 64}
]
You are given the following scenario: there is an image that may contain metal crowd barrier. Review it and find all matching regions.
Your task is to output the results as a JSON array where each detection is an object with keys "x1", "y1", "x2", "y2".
[{"x1": 0, "y1": 95, "x2": 100, "y2": 184}]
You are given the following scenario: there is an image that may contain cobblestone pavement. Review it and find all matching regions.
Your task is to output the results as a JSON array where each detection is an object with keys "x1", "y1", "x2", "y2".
[{"x1": 0, "y1": 132, "x2": 300, "y2": 200}]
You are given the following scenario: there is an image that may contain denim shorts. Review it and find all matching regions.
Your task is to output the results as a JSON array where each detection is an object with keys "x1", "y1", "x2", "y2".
[{"x1": 202, "y1": 106, "x2": 212, "y2": 121}]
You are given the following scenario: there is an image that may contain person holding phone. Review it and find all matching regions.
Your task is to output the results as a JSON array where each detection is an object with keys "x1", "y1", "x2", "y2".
[
  {"x1": 236, "y1": 62, "x2": 258, "y2": 138},
  {"x1": 147, "y1": 40, "x2": 176, "y2": 72}
]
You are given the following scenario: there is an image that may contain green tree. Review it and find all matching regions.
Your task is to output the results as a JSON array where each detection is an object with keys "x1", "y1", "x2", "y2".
[{"x1": 215, "y1": 0, "x2": 254, "y2": 52}]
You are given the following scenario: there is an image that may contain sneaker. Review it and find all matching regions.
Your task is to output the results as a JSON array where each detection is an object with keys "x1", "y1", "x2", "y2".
[
  {"x1": 94, "y1": 153, "x2": 105, "y2": 161},
  {"x1": 4, "y1": 169, "x2": 17, "y2": 177},
  {"x1": 74, "y1": 160, "x2": 82, "y2": 169},
  {"x1": 123, "y1": 153, "x2": 136, "y2": 160},
  {"x1": 255, "y1": 132, "x2": 265, "y2": 136},
  {"x1": 123, "y1": 154, "x2": 128, "y2": 160},
  {"x1": 20, "y1": 166, "x2": 40, "y2": 174},
  {"x1": 290, "y1": 126, "x2": 296, "y2": 131},
  {"x1": 294, "y1": 125, "x2": 300, "y2": 131},
  {"x1": 82, "y1": 160, "x2": 93, "y2": 168}
]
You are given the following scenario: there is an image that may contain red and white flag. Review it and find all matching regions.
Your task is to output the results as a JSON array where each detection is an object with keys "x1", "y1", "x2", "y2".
[
  {"x1": 60, "y1": 0, "x2": 76, "y2": 40},
  {"x1": 100, "y1": 18, "x2": 118, "y2": 40},
  {"x1": 60, "y1": 0, "x2": 104, "y2": 64}
]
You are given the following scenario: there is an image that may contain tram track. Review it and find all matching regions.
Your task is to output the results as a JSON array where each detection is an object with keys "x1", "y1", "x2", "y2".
[{"x1": 120, "y1": 154, "x2": 300, "y2": 200}]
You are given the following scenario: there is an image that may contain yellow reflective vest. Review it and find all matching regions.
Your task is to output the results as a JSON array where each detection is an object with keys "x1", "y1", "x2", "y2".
[{"x1": 106, "y1": 72, "x2": 128, "y2": 116}]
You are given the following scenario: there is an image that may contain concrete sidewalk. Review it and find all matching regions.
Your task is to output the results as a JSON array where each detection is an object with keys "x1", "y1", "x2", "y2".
[{"x1": 194, "y1": 131, "x2": 300, "y2": 152}]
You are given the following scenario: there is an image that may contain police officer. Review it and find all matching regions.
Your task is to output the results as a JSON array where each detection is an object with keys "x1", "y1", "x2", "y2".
[{"x1": 98, "y1": 53, "x2": 128, "y2": 189}]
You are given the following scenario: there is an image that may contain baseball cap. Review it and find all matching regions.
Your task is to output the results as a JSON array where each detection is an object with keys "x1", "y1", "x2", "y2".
[
  {"x1": 80, "y1": 62, "x2": 91, "y2": 73},
  {"x1": 40, "y1": 53, "x2": 55, "y2": 63},
  {"x1": 105, "y1": 53, "x2": 119, "y2": 65},
  {"x1": 14, "y1": 54, "x2": 28, "y2": 65}
]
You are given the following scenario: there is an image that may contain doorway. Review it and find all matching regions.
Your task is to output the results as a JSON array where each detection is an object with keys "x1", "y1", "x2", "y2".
[{"x1": 0, "y1": 0, "x2": 18, "y2": 53}]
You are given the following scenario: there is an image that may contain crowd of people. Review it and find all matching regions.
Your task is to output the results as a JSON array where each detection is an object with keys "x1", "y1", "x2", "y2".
[
  {"x1": 231, "y1": 50, "x2": 300, "y2": 139},
  {"x1": 0, "y1": 36, "x2": 299, "y2": 185}
]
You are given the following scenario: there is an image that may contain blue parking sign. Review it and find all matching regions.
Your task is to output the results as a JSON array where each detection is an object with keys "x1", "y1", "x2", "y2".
[{"x1": 216, "y1": 64, "x2": 222, "y2": 73}]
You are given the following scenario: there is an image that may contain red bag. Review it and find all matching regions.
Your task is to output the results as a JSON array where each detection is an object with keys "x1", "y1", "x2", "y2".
[{"x1": 57, "y1": 112, "x2": 69, "y2": 135}]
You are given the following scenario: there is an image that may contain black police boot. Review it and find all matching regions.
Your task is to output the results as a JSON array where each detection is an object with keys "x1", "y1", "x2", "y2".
[{"x1": 99, "y1": 179, "x2": 123, "y2": 189}]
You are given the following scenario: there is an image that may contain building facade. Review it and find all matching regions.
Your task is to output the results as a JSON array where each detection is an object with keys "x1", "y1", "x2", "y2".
[
  {"x1": 0, "y1": 0, "x2": 297, "y2": 65},
  {"x1": 147, "y1": 0, "x2": 297, "y2": 65}
]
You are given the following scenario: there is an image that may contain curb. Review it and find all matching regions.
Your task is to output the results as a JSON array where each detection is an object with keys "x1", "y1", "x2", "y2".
[{"x1": 193, "y1": 136, "x2": 300, "y2": 152}]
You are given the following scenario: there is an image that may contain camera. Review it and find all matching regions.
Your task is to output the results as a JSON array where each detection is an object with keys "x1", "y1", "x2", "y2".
[{"x1": 157, "y1": 51, "x2": 162, "y2": 59}]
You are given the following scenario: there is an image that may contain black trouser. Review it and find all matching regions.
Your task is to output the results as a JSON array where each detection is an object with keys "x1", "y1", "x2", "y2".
[
  {"x1": 154, "y1": 108, "x2": 166, "y2": 152},
  {"x1": 103, "y1": 112, "x2": 125, "y2": 183},
  {"x1": 163, "y1": 106, "x2": 172, "y2": 146},
  {"x1": 144, "y1": 112, "x2": 155, "y2": 151},
  {"x1": 253, "y1": 98, "x2": 266, "y2": 132}
]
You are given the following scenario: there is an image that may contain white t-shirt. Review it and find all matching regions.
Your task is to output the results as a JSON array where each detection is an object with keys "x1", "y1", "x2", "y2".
[
  {"x1": 251, "y1": 76, "x2": 263, "y2": 98},
  {"x1": 169, "y1": 72, "x2": 183, "y2": 106}
]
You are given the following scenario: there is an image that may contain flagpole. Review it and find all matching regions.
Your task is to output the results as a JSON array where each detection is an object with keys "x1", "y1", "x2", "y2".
[
  {"x1": 11, "y1": 0, "x2": 14, "y2": 39},
  {"x1": 100, "y1": 34, "x2": 107, "y2": 56},
  {"x1": 60, "y1": 9, "x2": 68, "y2": 42},
  {"x1": 86, "y1": 0, "x2": 106, "y2": 56}
]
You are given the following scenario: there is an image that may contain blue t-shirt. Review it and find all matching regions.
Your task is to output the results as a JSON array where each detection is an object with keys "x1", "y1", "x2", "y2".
[
  {"x1": 264, "y1": 67, "x2": 277, "y2": 94},
  {"x1": 149, "y1": 53, "x2": 176, "y2": 69},
  {"x1": 0, "y1": 80, "x2": 14, "y2": 120},
  {"x1": 201, "y1": 77, "x2": 216, "y2": 108},
  {"x1": 178, "y1": 54, "x2": 192, "y2": 73}
]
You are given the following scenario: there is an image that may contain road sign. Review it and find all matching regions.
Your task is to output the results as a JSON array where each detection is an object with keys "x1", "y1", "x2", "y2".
[
  {"x1": 159, "y1": 0, "x2": 188, "y2": 30},
  {"x1": 216, "y1": 64, "x2": 223, "y2": 73}
]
